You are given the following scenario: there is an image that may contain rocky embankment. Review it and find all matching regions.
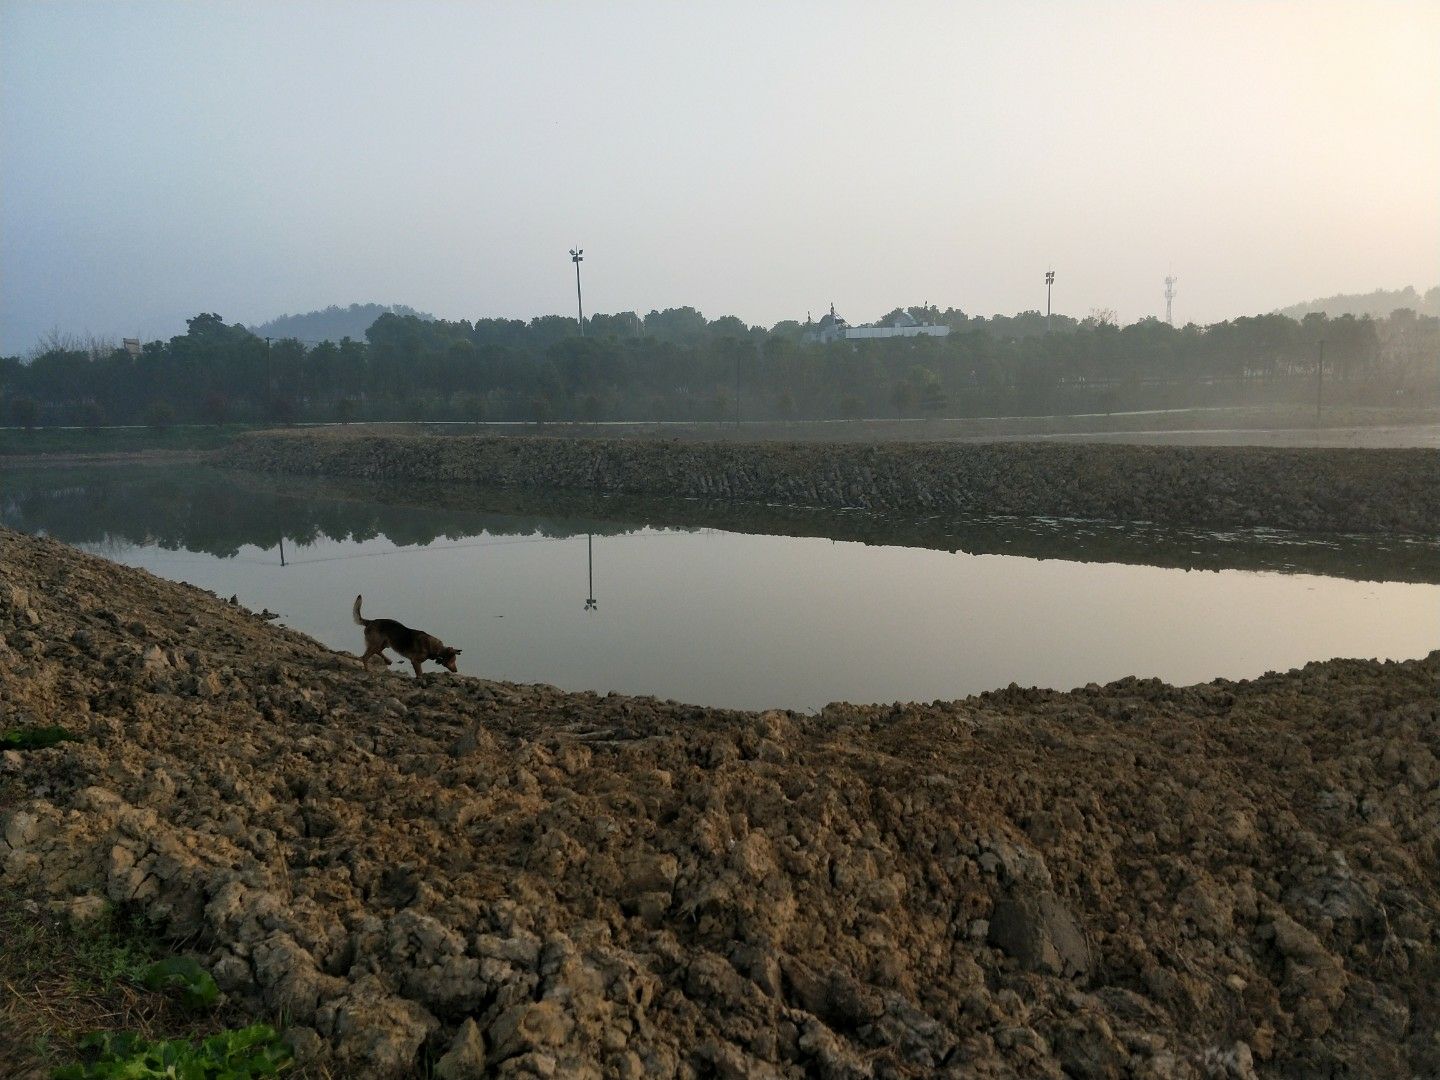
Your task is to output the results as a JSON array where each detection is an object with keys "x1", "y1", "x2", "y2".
[
  {"x1": 220, "y1": 431, "x2": 1440, "y2": 535},
  {"x1": 3, "y1": 526, "x2": 1439, "y2": 1078}
]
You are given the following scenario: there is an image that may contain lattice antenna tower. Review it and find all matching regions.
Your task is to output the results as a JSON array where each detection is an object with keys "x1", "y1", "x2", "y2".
[{"x1": 1164, "y1": 274, "x2": 1178, "y2": 325}]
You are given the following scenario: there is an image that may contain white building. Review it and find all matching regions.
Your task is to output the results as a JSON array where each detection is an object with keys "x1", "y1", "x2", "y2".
[
  {"x1": 802, "y1": 304, "x2": 849, "y2": 344},
  {"x1": 803, "y1": 304, "x2": 950, "y2": 344}
]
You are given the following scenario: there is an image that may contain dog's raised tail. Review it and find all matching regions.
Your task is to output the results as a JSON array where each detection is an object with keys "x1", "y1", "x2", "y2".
[{"x1": 352, "y1": 594, "x2": 366, "y2": 626}]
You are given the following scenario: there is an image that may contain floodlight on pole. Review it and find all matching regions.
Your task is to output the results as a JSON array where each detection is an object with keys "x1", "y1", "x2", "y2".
[
  {"x1": 1045, "y1": 270, "x2": 1055, "y2": 333},
  {"x1": 570, "y1": 248, "x2": 585, "y2": 337}
]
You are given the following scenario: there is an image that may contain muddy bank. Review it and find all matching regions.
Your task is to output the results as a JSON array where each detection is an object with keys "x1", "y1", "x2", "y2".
[
  {"x1": 2, "y1": 527, "x2": 1438, "y2": 1077},
  {"x1": 220, "y1": 431, "x2": 1440, "y2": 535}
]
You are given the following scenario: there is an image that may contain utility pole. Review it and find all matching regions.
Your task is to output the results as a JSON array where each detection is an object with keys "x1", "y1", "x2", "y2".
[
  {"x1": 570, "y1": 248, "x2": 585, "y2": 336},
  {"x1": 1316, "y1": 339, "x2": 1325, "y2": 421},
  {"x1": 1045, "y1": 270, "x2": 1055, "y2": 333},
  {"x1": 264, "y1": 337, "x2": 273, "y2": 410}
]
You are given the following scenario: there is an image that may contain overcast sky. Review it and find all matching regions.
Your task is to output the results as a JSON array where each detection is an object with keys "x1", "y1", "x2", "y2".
[{"x1": 2, "y1": 0, "x2": 1437, "y2": 353}]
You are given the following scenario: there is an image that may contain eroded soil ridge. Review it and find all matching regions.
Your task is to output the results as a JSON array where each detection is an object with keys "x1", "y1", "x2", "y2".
[
  {"x1": 221, "y1": 432, "x2": 1440, "y2": 535},
  {"x1": 2, "y1": 527, "x2": 1438, "y2": 1078}
]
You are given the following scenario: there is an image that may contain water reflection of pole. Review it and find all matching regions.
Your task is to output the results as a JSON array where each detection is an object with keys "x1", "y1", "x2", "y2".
[
  {"x1": 278, "y1": 535, "x2": 286, "y2": 567},
  {"x1": 584, "y1": 533, "x2": 597, "y2": 611}
]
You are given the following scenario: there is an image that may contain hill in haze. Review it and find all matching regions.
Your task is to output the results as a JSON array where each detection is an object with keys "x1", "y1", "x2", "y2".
[
  {"x1": 1276, "y1": 285, "x2": 1439, "y2": 321},
  {"x1": 248, "y1": 303, "x2": 436, "y2": 343}
]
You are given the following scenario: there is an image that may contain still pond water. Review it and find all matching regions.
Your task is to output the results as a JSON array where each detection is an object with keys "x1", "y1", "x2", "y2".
[{"x1": 4, "y1": 463, "x2": 1436, "y2": 711}]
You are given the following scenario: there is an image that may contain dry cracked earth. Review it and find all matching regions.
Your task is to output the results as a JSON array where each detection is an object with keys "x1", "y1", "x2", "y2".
[{"x1": 1, "y1": 525, "x2": 1438, "y2": 1078}]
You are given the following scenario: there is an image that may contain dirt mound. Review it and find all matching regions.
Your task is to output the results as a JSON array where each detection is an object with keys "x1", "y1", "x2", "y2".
[
  {"x1": 2, "y1": 526, "x2": 1437, "y2": 1078},
  {"x1": 220, "y1": 431, "x2": 1440, "y2": 536}
]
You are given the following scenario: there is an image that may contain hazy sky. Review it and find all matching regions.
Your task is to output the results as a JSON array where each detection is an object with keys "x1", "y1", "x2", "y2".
[{"x1": 3, "y1": 1, "x2": 1437, "y2": 353}]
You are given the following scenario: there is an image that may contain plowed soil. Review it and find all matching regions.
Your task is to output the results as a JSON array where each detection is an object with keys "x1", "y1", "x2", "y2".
[{"x1": 2, "y1": 526, "x2": 1437, "y2": 1078}]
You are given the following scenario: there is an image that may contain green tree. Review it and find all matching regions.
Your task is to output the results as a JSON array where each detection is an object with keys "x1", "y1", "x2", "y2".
[
  {"x1": 890, "y1": 381, "x2": 917, "y2": 418},
  {"x1": 199, "y1": 393, "x2": 229, "y2": 426},
  {"x1": 143, "y1": 400, "x2": 175, "y2": 430},
  {"x1": 707, "y1": 315, "x2": 751, "y2": 340},
  {"x1": 644, "y1": 306, "x2": 708, "y2": 346},
  {"x1": 10, "y1": 396, "x2": 39, "y2": 430},
  {"x1": 914, "y1": 369, "x2": 948, "y2": 414}
]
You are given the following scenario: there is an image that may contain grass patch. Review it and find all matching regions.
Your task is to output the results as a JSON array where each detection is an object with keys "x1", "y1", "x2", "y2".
[
  {"x1": 0, "y1": 885, "x2": 335, "y2": 1078},
  {"x1": 0, "y1": 888, "x2": 297, "y2": 1077},
  {"x1": 1, "y1": 726, "x2": 75, "y2": 751}
]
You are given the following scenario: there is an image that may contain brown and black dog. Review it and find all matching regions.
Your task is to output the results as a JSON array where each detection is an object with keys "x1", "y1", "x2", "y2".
[{"x1": 353, "y1": 595, "x2": 462, "y2": 676}]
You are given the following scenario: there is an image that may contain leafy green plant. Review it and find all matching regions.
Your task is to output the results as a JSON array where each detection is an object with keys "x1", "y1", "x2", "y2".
[
  {"x1": 52, "y1": 1024, "x2": 291, "y2": 1079},
  {"x1": 0, "y1": 725, "x2": 74, "y2": 750},
  {"x1": 139, "y1": 957, "x2": 221, "y2": 1010}
]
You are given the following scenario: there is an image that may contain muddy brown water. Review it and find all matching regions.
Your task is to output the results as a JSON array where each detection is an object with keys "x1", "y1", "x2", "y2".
[{"x1": 3, "y1": 462, "x2": 1436, "y2": 711}]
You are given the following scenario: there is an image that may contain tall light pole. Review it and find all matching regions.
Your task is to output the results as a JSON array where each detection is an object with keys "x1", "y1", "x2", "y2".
[
  {"x1": 570, "y1": 247, "x2": 585, "y2": 337},
  {"x1": 1045, "y1": 270, "x2": 1055, "y2": 333}
]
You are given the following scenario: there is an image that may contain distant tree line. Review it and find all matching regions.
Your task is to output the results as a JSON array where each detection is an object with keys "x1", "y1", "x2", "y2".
[
  {"x1": 2, "y1": 302, "x2": 1435, "y2": 429},
  {"x1": 1277, "y1": 285, "x2": 1440, "y2": 322}
]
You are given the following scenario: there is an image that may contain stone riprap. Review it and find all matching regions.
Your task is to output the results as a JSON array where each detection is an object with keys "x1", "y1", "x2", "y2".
[
  {"x1": 220, "y1": 431, "x2": 1440, "y2": 535},
  {"x1": 3, "y1": 526, "x2": 1440, "y2": 1078}
]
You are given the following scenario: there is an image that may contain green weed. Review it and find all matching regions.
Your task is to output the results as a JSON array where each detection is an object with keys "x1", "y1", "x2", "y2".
[
  {"x1": 140, "y1": 957, "x2": 221, "y2": 1010},
  {"x1": 52, "y1": 1023, "x2": 291, "y2": 1079},
  {"x1": 1, "y1": 725, "x2": 74, "y2": 750}
]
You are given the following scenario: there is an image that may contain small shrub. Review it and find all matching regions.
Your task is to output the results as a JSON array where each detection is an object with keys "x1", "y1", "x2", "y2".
[
  {"x1": 10, "y1": 396, "x2": 40, "y2": 430},
  {"x1": 265, "y1": 395, "x2": 296, "y2": 426},
  {"x1": 139, "y1": 956, "x2": 220, "y2": 1010},
  {"x1": 199, "y1": 394, "x2": 229, "y2": 427},
  {"x1": 142, "y1": 400, "x2": 175, "y2": 431}
]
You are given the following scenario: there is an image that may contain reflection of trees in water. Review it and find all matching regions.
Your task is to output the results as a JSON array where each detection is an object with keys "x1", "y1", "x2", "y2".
[
  {"x1": 0, "y1": 465, "x2": 659, "y2": 559},
  {"x1": 2, "y1": 463, "x2": 1436, "y2": 584}
]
